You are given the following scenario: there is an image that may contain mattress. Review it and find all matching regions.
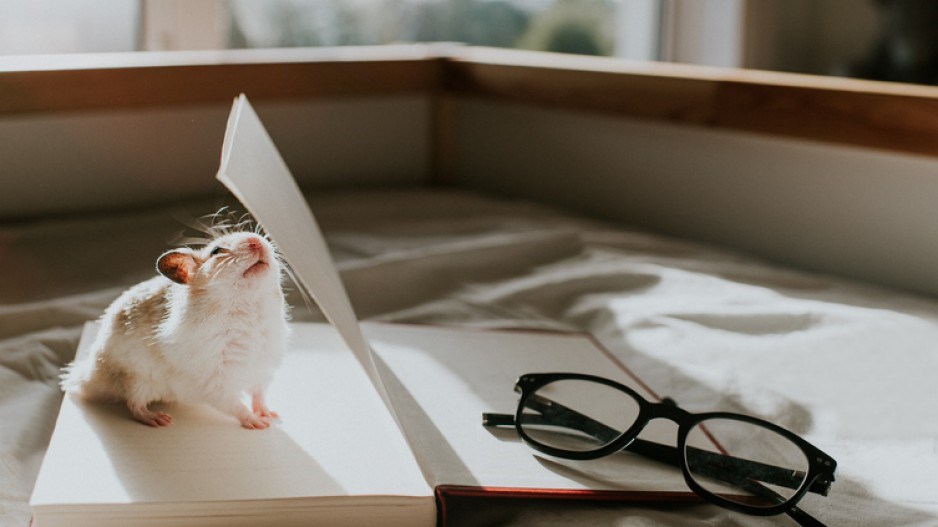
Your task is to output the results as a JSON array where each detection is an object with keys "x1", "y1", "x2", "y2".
[{"x1": 2, "y1": 188, "x2": 937, "y2": 526}]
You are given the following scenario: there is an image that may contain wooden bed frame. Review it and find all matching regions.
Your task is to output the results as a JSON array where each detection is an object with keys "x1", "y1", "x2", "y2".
[
  {"x1": 0, "y1": 45, "x2": 938, "y2": 156},
  {"x1": 3, "y1": 44, "x2": 938, "y2": 296},
  {"x1": 3, "y1": 45, "x2": 937, "y2": 158}
]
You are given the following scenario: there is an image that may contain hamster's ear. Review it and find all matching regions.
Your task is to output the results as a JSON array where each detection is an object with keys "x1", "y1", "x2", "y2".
[{"x1": 157, "y1": 249, "x2": 198, "y2": 285}]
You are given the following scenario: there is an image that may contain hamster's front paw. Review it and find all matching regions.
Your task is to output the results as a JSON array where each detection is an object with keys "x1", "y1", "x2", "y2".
[
  {"x1": 251, "y1": 390, "x2": 279, "y2": 419},
  {"x1": 239, "y1": 412, "x2": 271, "y2": 430},
  {"x1": 252, "y1": 401, "x2": 279, "y2": 419}
]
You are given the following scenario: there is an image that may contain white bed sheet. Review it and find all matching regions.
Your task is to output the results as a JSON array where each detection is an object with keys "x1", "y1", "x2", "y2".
[{"x1": 2, "y1": 189, "x2": 937, "y2": 526}]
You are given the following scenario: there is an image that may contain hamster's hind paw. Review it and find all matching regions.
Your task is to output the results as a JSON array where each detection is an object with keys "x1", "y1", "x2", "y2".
[
  {"x1": 129, "y1": 403, "x2": 174, "y2": 427},
  {"x1": 144, "y1": 412, "x2": 174, "y2": 427},
  {"x1": 127, "y1": 401, "x2": 173, "y2": 428}
]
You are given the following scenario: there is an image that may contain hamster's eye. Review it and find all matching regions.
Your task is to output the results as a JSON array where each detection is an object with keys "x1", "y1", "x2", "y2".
[{"x1": 210, "y1": 246, "x2": 228, "y2": 256}]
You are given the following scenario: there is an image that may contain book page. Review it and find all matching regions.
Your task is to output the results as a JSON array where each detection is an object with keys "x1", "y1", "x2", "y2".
[
  {"x1": 31, "y1": 323, "x2": 433, "y2": 522},
  {"x1": 363, "y1": 322, "x2": 694, "y2": 495},
  {"x1": 215, "y1": 94, "x2": 387, "y2": 405},
  {"x1": 210, "y1": 96, "x2": 693, "y2": 500}
]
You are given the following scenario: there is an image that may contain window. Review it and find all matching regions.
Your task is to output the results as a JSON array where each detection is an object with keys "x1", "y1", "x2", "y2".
[
  {"x1": 6, "y1": 0, "x2": 932, "y2": 87},
  {"x1": 1, "y1": 0, "x2": 635, "y2": 58},
  {"x1": 189, "y1": 0, "x2": 623, "y2": 57},
  {"x1": 0, "y1": 0, "x2": 139, "y2": 55}
]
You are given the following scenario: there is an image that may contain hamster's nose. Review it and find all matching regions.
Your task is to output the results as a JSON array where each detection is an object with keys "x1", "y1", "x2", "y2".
[{"x1": 245, "y1": 237, "x2": 264, "y2": 254}]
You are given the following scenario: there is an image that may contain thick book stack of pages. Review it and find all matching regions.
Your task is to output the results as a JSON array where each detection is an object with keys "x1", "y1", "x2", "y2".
[{"x1": 29, "y1": 96, "x2": 693, "y2": 527}]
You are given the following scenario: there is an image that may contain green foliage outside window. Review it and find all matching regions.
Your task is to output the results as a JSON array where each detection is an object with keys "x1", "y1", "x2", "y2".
[{"x1": 229, "y1": 0, "x2": 615, "y2": 56}]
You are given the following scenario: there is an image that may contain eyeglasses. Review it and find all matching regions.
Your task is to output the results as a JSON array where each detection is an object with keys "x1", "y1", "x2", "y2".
[{"x1": 482, "y1": 373, "x2": 836, "y2": 527}]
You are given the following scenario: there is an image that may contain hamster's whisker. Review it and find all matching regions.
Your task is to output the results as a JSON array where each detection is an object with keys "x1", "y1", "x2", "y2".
[
  {"x1": 209, "y1": 256, "x2": 236, "y2": 279},
  {"x1": 280, "y1": 262, "x2": 315, "y2": 314},
  {"x1": 176, "y1": 236, "x2": 211, "y2": 246},
  {"x1": 200, "y1": 207, "x2": 232, "y2": 238},
  {"x1": 172, "y1": 210, "x2": 222, "y2": 246},
  {"x1": 214, "y1": 256, "x2": 231, "y2": 268},
  {"x1": 213, "y1": 222, "x2": 232, "y2": 238},
  {"x1": 234, "y1": 213, "x2": 255, "y2": 232}
]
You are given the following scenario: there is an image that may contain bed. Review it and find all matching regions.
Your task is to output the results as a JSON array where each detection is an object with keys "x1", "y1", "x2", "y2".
[
  {"x1": 3, "y1": 188, "x2": 938, "y2": 526},
  {"x1": 2, "y1": 46, "x2": 938, "y2": 526}
]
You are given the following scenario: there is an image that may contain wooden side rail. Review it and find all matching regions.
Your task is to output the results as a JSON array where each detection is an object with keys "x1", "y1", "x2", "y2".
[
  {"x1": 0, "y1": 46, "x2": 445, "y2": 114},
  {"x1": 2, "y1": 45, "x2": 938, "y2": 157},
  {"x1": 444, "y1": 47, "x2": 938, "y2": 158}
]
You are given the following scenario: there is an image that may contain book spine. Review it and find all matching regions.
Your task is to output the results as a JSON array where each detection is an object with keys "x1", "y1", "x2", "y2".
[{"x1": 435, "y1": 485, "x2": 700, "y2": 525}]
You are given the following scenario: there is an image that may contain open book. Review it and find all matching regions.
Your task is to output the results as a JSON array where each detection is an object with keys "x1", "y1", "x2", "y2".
[{"x1": 30, "y1": 96, "x2": 696, "y2": 527}]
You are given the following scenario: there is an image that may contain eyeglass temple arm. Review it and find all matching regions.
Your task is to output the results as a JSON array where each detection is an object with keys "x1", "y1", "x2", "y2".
[
  {"x1": 705, "y1": 464, "x2": 829, "y2": 527},
  {"x1": 518, "y1": 395, "x2": 822, "y2": 494},
  {"x1": 629, "y1": 436, "x2": 833, "y2": 498},
  {"x1": 482, "y1": 403, "x2": 830, "y2": 497},
  {"x1": 482, "y1": 411, "x2": 827, "y2": 527},
  {"x1": 528, "y1": 394, "x2": 833, "y2": 495}
]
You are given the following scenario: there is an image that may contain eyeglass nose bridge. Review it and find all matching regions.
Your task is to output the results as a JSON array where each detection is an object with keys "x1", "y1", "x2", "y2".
[{"x1": 645, "y1": 396, "x2": 693, "y2": 424}]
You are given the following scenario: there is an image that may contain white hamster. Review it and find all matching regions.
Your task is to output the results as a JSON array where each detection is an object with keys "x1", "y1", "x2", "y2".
[{"x1": 62, "y1": 229, "x2": 290, "y2": 429}]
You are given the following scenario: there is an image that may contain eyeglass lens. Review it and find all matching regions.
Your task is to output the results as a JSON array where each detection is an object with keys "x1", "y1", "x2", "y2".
[
  {"x1": 685, "y1": 417, "x2": 811, "y2": 508},
  {"x1": 518, "y1": 379, "x2": 640, "y2": 452},
  {"x1": 518, "y1": 379, "x2": 814, "y2": 511}
]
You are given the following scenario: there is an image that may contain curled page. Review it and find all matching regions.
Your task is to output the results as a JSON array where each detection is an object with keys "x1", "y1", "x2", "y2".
[{"x1": 215, "y1": 94, "x2": 391, "y2": 409}]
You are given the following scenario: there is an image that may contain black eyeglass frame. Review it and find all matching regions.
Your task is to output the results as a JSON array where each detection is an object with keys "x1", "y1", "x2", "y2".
[{"x1": 493, "y1": 372, "x2": 837, "y2": 523}]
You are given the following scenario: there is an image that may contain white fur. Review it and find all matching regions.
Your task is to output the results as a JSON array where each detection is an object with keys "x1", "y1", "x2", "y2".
[{"x1": 62, "y1": 231, "x2": 290, "y2": 429}]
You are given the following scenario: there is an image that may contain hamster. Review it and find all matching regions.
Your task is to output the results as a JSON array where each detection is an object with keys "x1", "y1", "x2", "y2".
[{"x1": 61, "y1": 229, "x2": 290, "y2": 429}]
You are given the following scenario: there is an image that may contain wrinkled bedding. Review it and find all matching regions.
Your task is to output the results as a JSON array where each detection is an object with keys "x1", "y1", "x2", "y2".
[{"x1": 2, "y1": 189, "x2": 937, "y2": 526}]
